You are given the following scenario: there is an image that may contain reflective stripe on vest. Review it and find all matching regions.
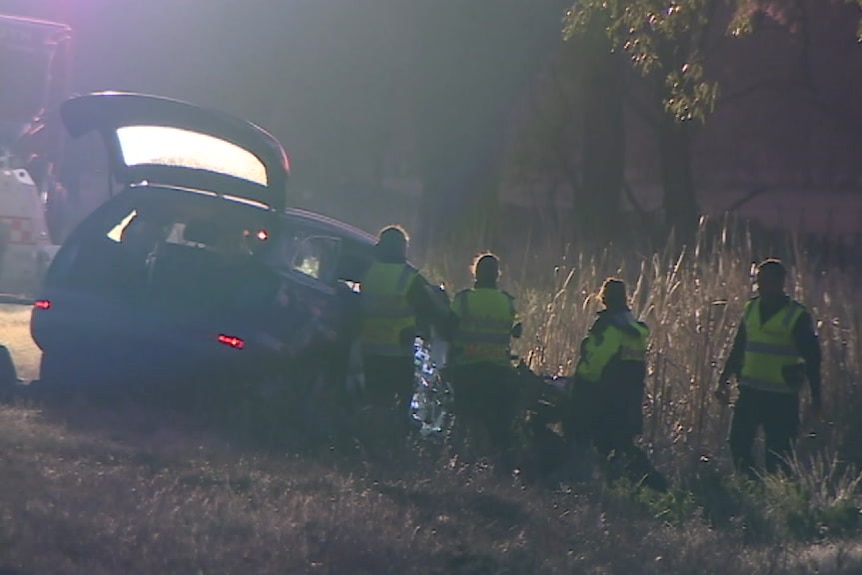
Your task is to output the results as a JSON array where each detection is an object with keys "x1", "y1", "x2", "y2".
[
  {"x1": 360, "y1": 263, "x2": 418, "y2": 356},
  {"x1": 451, "y1": 288, "x2": 515, "y2": 365},
  {"x1": 575, "y1": 313, "x2": 649, "y2": 383},
  {"x1": 739, "y1": 299, "x2": 805, "y2": 394},
  {"x1": 744, "y1": 341, "x2": 799, "y2": 357},
  {"x1": 619, "y1": 346, "x2": 646, "y2": 361}
]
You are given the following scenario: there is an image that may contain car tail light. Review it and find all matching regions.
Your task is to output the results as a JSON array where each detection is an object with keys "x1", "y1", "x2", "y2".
[
  {"x1": 33, "y1": 299, "x2": 51, "y2": 310},
  {"x1": 217, "y1": 334, "x2": 245, "y2": 349}
]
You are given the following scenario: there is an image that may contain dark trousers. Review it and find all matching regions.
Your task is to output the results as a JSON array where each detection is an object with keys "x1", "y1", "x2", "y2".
[
  {"x1": 362, "y1": 353, "x2": 414, "y2": 421},
  {"x1": 566, "y1": 377, "x2": 644, "y2": 450},
  {"x1": 565, "y1": 377, "x2": 666, "y2": 490},
  {"x1": 728, "y1": 386, "x2": 800, "y2": 478},
  {"x1": 446, "y1": 362, "x2": 519, "y2": 458}
]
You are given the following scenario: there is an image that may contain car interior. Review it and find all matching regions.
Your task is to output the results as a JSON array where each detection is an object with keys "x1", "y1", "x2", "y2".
[{"x1": 50, "y1": 188, "x2": 279, "y2": 311}]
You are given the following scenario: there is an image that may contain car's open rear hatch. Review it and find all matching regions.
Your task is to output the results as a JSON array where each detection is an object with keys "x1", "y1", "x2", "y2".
[{"x1": 60, "y1": 91, "x2": 291, "y2": 211}]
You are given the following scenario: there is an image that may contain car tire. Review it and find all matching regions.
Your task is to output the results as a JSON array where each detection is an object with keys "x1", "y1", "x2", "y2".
[
  {"x1": 38, "y1": 351, "x2": 71, "y2": 386},
  {"x1": 0, "y1": 345, "x2": 17, "y2": 387},
  {"x1": 0, "y1": 345, "x2": 21, "y2": 403},
  {"x1": 33, "y1": 351, "x2": 93, "y2": 402}
]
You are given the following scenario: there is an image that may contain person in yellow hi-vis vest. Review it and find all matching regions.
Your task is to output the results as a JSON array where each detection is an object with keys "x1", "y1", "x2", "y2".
[
  {"x1": 716, "y1": 258, "x2": 822, "y2": 479},
  {"x1": 447, "y1": 253, "x2": 522, "y2": 468},
  {"x1": 359, "y1": 225, "x2": 452, "y2": 425},
  {"x1": 570, "y1": 278, "x2": 666, "y2": 491}
]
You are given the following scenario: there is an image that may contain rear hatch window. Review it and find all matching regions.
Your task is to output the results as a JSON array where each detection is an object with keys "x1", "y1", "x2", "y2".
[{"x1": 46, "y1": 187, "x2": 279, "y2": 314}]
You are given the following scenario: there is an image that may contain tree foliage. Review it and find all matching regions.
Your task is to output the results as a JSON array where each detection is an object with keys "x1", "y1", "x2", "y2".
[
  {"x1": 564, "y1": 0, "x2": 862, "y2": 124},
  {"x1": 565, "y1": 0, "x2": 717, "y2": 123}
]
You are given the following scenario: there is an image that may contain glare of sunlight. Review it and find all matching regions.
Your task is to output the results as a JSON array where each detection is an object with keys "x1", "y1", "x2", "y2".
[
  {"x1": 116, "y1": 126, "x2": 268, "y2": 186},
  {"x1": 106, "y1": 209, "x2": 137, "y2": 242}
]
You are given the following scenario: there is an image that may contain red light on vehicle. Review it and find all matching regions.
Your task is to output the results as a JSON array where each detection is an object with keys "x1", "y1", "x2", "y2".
[
  {"x1": 33, "y1": 299, "x2": 51, "y2": 310},
  {"x1": 217, "y1": 334, "x2": 245, "y2": 349}
]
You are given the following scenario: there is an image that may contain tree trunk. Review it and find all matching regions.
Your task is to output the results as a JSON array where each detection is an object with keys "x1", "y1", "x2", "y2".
[
  {"x1": 658, "y1": 115, "x2": 699, "y2": 242},
  {"x1": 577, "y1": 19, "x2": 625, "y2": 244},
  {"x1": 411, "y1": 0, "x2": 563, "y2": 256},
  {"x1": 411, "y1": 2, "x2": 498, "y2": 256},
  {"x1": 416, "y1": 109, "x2": 506, "y2": 256}
]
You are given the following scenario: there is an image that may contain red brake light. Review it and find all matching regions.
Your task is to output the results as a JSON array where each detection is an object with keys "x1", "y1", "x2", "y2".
[
  {"x1": 34, "y1": 299, "x2": 51, "y2": 310},
  {"x1": 217, "y1": 334, "x2": 245, "y2": 349}
]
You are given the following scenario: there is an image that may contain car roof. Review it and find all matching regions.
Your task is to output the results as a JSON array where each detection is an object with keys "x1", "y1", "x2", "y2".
[
  {"x1": 282, "y1": 208, "x2": 377, "y2": 245},
  {"x1": 124, "y1": 182, "x2": 272, "y2": 211},
  {"x1": 106, "y1": 185, "x2": 377, "y2": 247}
]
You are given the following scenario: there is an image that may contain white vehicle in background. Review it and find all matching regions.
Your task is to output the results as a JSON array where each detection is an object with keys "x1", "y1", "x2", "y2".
[
  {"x1": 0, "y1": 14, "x2": 72, "y2": 295},
  {"x1": 0, "y1": 162, "x2": 59, "y2": 295}
]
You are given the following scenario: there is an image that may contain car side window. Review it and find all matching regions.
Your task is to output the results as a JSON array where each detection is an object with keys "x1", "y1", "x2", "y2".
[
  {"x1": 333, "y1": 239, "x2": 375, "y2": 293},
  {"x1": 292, "y1": 235, "x2": 340, "y2": 283},
  {"x1": 52, "y1": 204, "x2": 169, "y2": 295}
]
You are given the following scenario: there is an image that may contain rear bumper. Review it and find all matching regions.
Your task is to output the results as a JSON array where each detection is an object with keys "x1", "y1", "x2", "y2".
[
  {"x1": 37, "y1": 334, "x2": 277, "y2": 386},
  {"x1": 30, "y1": 293, "x2": 284, "y2": 386}
]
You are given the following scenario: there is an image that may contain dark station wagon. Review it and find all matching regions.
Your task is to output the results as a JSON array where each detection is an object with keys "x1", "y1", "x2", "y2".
[{"x1": 30, "y1": 92, "x2": 377, "y2": 394}]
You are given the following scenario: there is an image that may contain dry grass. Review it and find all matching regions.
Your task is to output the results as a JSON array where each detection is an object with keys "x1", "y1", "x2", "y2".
[
  {"x1": 0, "y1": 218, "x2": 861, "y2": 573},
  {"x1": 0, "y1": 304, "x2": 40, "y2": 382},
  {"x1": 0, "y1": 398, "x2": 860, "y2": 574},
  {"x1": 462, "y1": 218, "x2": 862, "y2": 480}
]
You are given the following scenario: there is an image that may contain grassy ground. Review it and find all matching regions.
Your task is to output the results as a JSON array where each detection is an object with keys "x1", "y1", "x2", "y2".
[
  {"x1": 0, "y1": 305, "x2": 39, "y2": 382},
  {"x1": 0, "y1": 397, "x2": 860, "y2": 574},
  {"x1": 1, "y1": 221, "x2": 862, "y2": 573}
]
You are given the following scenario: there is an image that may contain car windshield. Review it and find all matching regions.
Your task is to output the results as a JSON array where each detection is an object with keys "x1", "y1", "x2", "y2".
[
  {"x1": 116, "y1": 125, "x2": 268, "y2": 186},
  {"x1": 47, "y1": 187, "x2": 279, "y2": 313}
]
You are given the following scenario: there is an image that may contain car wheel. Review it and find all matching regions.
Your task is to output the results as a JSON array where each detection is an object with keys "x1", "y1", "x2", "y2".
[
  {"x1": 32, "y1": 351, "x2": 93, "y2": 403},
  {"x1": 0, "y1": 345, "x2": 17, "y2": 387},
  {"x1": 0, "y1": 345, "x2": 21, "y2": 403},
  {"x1": 38, "y1": 351, "x2": 75, "y2": 385}
]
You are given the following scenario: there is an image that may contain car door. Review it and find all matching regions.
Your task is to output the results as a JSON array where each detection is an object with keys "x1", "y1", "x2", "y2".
[
  {"x1": 256, "y1": 225, "x2": 339, "y2": 351},
  {"x1": 32, "y1": 186, "x2": 280, "y2": 357}
]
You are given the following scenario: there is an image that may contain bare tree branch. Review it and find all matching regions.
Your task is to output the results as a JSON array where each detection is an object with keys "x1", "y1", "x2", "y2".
[
  {"x1": 791, "y1": 0, "x2": 862, "y2": 141},
  {"x1": 547, "y1": 70, "x2": 583, "y2": 196},
  {"x1": 696, "y1": 0, "x2": 721, "y2": 56},
  {"x1": 722, "y1": 185, "x2": 770, "y2": 214},
  {"x1": 518, "y1": 73, "x2": 582, "y2": 199},
  {"x1": 623, "y1": 181, "x2": 652, "y2": 216},
  {"x1": 715, "y1": 76, "x2": 800, "y2": 107}
]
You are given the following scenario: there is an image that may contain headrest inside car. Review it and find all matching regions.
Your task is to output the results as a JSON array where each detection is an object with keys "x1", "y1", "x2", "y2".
[{"x1": 182, "y1": 219, "x2": 221, "y2": 246}]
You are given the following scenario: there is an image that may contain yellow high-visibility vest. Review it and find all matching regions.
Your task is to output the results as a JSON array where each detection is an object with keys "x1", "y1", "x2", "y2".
[
  {"x1": 451, "y1": 288, "x2": 516, "y2": 366},
  {"x1": 740, "y1": 298, "x2": 806, "y2": 393},
  {"x1": 575, "y1": 312, "x2": 649, "y2": 383},
  {"x1": 360, "y1": 262, "x2": 418, "y2": 357}
]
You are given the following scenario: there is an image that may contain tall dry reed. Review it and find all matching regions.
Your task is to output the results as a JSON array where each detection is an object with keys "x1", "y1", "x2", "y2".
[{"x1": 424, "y1": 216, "x2": 862, "y2": 479}]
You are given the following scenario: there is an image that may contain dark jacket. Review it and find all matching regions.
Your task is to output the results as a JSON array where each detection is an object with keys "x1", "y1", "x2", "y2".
[{"x1": 572, "y1": 308, "x2": 648, "y2": 440}]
